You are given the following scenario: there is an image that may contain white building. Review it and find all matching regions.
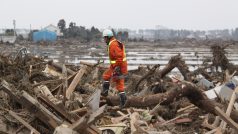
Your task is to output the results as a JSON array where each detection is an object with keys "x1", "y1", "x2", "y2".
[
  {"x1": 44, "y1": 24, "x2": 63, "y2": 36},
  {"x1": 0, "y1": 29, "x2": 5, "y2": 35},
  {"x1": 15, "y1": 29, "x2": 31, "y2": 39}
]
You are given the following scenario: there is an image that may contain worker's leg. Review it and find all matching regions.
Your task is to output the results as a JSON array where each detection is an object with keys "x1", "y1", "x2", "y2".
[
  {"x1": 102, "y1": 68, "x2": 113, "y2": 96},
  {"x1": 116, "y1": 79, "x2": 127, "y2": 108}
]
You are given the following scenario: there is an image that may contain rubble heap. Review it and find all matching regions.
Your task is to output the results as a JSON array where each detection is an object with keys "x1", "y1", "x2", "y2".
[{"x1": 0, "y1": 45, "x2": 237, "y2": 134}]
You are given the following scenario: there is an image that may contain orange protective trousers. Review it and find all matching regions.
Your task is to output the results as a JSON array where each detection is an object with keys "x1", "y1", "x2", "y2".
[{"x1": 103, "y1": 66, "x2": 125, "y2": 92}]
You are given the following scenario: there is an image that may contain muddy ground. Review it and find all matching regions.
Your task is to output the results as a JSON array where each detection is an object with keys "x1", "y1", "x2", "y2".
[{"x1": 1, "y1": 39, "x2": 238, "y2": 70}]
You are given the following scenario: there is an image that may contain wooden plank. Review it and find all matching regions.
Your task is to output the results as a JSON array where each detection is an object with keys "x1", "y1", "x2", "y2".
[
  {"x1": 220, "y1": 87, "x2": 238, "y2": 129},
  {"x1": 201, "y1": 117, "x2": 216, "y2": 130},
  {"x1": 87, "y1": 90, "x2": 101, "y2": 112},
  {"x1": 66, "y1": 65, "x2": 87, "y2": 99},
  {"x1": 69, "y1": 115, "x2": 88, "y2": 132},
  {"x1": 161, "y1": 114, "x2": 188, "y2": 126},
  {"x1": 149, "y1": 103, "x2": 161, "y2": 115},
  {"x1": 51, "y1": 73, "x2": 76, "y2": 94},
  {"x1": 0, "y1": 80, "x2": 63, "y2": 128},
  {"x1": 37, "y1": 95, "x2": 77, "y2": 123},
  {"x1": 15, "y1": 118, "x2": 36, "y2": 134},
  {"x1": 9, "y1": 110, "x2": 40, "y2": 134},
  {"x1": 48, "y1": 61, "x2": 75, "y2": 75},
  {"x1": 32, "y1": 79, "x2": 62, "y2": 87},
  {"x1": 87, "y1": 104, "x2": 107, "y2": 124},
  {"x1": 111, "y1": 114, "x2": 129, "y2": 124},
  {"x1": 212, "y1": 116, "x2": 221, "y2": 127},
  {"x1": 130, "y1": 112, "x2": 140, "y2": 134},
  {"x1": 80, "y1": 61, "x2": 108, "y2": 70},
  {"x1": 86, "y1": 125, "x2": 102, "y2": 134},
  {"x1": 205, "y1": 127, "x2": 222, "y2": 134},
  {"x1": 70, "y1": 105, "x2": 107, "y2": 132},
  {"x1": 215, "y1": 106, "x2": 238, "y2": 132},
  {"x1": 177, "y1": 104, "x2": 195, "y2": 113},
  {"x1": 20, "y1": 91, "x2": 63, "y2": 128},
  {"x1": 69, "y1": 107, "x2": 88, "y2": 116},
  {"x1": 62, "y1": 64, "x2": 68, "y2": 104}
]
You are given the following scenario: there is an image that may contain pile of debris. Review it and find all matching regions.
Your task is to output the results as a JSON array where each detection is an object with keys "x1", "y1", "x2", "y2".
[{"x1": 0, "y1": 45, "x2": 237, "y2": 134}]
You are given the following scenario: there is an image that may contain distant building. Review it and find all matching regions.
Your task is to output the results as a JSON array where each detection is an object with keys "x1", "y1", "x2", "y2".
[
  {"x1": 0, "y1": 29, "x2": 16, "y2": 43},
  {"x1": 15, "y1": 29, "x2": 31, "y2": 39},
  {"x1": 33, "y1": 30, "x2": 57, "y2": 42},
  {"x1": 44, "y1": 24, "x2": 63, "y2": 36},
  {"x1": 0, "y1": 36, "x2": 16, "y2": 44},
  {"x1": 0, "y1": 29, "x2": 5, "y2": 35}
]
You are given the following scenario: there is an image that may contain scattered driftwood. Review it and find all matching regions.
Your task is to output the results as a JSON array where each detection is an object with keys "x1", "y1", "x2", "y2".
[
  {"x1": 105, "y1": 83, "x2": 238, "y2": 123},
  {"x1": 1, "y1": 42, "x2": 238, "y2": 133}
]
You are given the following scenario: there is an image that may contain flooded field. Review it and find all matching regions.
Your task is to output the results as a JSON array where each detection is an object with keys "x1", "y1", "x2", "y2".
[{"x1": 1, "y1": 41, "x2": 238, "y2": 71}]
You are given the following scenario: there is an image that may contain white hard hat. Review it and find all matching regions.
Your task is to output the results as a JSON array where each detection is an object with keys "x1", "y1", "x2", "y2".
[{"x1": 103, "y1": 29, "x2": 113, "y2": 37}]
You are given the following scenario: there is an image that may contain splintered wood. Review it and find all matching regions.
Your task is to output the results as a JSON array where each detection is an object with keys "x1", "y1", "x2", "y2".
[{"x1": 0, "y1": 43, "x2": 238, "y2": 134}]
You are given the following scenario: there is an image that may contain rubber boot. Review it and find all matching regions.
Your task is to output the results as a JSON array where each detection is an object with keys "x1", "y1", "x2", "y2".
[
  {"x1": 101, "y1": 81, "x2": 110, "y2": 97},
  {"x1": 119, "y1": 92, "x2": 127, "y2": 108}
]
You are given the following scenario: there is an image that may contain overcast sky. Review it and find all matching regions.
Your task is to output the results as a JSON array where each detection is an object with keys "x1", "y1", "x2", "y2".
[{"x1": 0, "y1": 0, "x2": 238, "y2": 30}]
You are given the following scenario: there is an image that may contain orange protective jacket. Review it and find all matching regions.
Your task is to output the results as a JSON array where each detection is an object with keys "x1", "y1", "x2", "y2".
[{"x1": 108, "y1": 37, "x2": 128, "y2": 74}]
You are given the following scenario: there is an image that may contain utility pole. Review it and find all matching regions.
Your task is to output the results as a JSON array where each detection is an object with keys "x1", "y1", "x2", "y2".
[{"x1": 13, "y1": 19, "x2": 16, "y2": 36}]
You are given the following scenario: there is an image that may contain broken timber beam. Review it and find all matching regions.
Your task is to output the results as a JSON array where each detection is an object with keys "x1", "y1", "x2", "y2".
[
  {"x1": 37, "y1": 95, "x2": 78, "y2": 123},
  {"x1": 9, "y1": 110, "x2": 40, "y2": 134},
  {"x1": 86, "y1": 125, "x2": 102, "y2": 134},
  {"x1": 48, "y1": 61, "x2": 75, "y2": 75},
  {"x1": 0, "y1": 80, "x2": 63, "y2": 128},
  {"x1": 66, "y1": 65, "x2": 87, "y2": 99},
  {"x1": 70, "y1": 105, "x2": 106, "y2": 133},
  {"x1": 15, "y1": 117, "x2": 36, "y2": 134},
  {"x1": 105, "y1": 83, "x2": 238, "y2": 123},
  {"x1": 51, "y1": 73, "x2": 76, "y2": 94},
  {"x1": 21, "y1": 91, "x2": 64, "y2": 128},
  {"x1": 80, "y1": 61, "x2": 108, "y2": 70},
  {"x1": 220, "y1": 86, "x2": 238, "y2": 129},
  {"x1": 62, "y1": 64, "x2": 68, "y2": 104},
  {"x1": 69, "y1": 107, "x2": 88, "y2": 116},
  {"x1": 215, "y1": 106, "x2": 238, "y2": 132}
]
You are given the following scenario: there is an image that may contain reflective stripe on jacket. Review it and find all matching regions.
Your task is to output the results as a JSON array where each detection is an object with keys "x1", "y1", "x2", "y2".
[{"x1": 108, "y1": 38, "x2": 127, "y2": 65}]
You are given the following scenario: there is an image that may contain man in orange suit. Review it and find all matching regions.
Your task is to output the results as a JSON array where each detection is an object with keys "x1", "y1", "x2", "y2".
[{"x1": 101, "y1": 29, "x2": 128, "y2": 108}]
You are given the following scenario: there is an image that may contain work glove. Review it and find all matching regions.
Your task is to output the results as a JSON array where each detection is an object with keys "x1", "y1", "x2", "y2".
[{"x1": 113, "y1": 66, "x2": 121, "y2": 76}]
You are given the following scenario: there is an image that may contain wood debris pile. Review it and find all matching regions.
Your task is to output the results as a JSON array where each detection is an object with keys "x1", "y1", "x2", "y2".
[{"x1": 0, "y1": 45, "x2": 237, "y2": 134}]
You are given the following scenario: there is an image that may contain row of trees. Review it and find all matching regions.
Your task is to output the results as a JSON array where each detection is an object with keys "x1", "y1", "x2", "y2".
[
  {"x1": 57, "y1": 19, "x2": 129, "y2": 42},
  {"x1": 57, "y1": 19, "x2": 101, "y2": 42}
]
